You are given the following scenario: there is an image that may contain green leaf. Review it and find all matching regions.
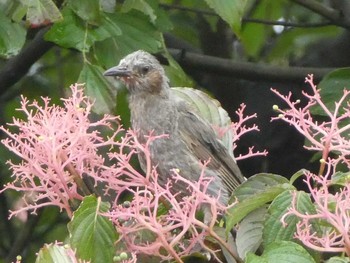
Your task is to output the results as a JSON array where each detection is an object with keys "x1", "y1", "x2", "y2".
[
  {"x1": 68, "y1": 0, "x2": 101, "y2": 25},
  {"x1": 210, "y1": 226, "x2": 237, "y2": 263},
  {"x1": 24, "y1": 0, "x2": 62, "y2": 26},
  {"x1": 233, "y1": 173, "x2": 291, "y2": 200},
  {"x1": 248, "y1": 241, "x2": 315, "y2": 263},
  {"x1": 109, "y1": 12, "x2": 161, "y2": 54},
  {"x1": 152, "y1": 7, "x2": 173, "y2": 32},
  {"x1": 331, "y1": 171, "x2": 350, "y2": 186},
  {"x1": 115, "y1": 88, "x2": 131, "y2": 126},
  {"x1": 263, "y1": 191, "x2": 317, "y2": 247},
  {"x1": 236, "y1": 207, "x2": 266, "y2": 259},
  {"x1": 45, "y1": 8, "x2": 121, "y2": 52},
  {"x1": 171, "y1": 87, "x2": 233, "y2": 154},
  {"x1": 268, "y1": 26, "x2": 340, "y2": 63},
  {"x1": 94, "y1": 12, "x2": 161, "y2": 67},
  {"x1": 12, "y1": 5, "x2": 27, "y2": 22},
  {"x1": 312, "y1": 68, "x2": 350, "y2": 116},
  {"x1": 241, "y1": 1, "x2": 282, "y2": 58},
  {"x1": 326, "y1": 257, "x2": 350, "y2": 263},
  {"x1": 246, "y1": 252, "x2": 269, "y2": 263},
  {"x1": 164, "y1": 52, "x2": 193, "y2": 87},
  {"x1": 0, "y1": 0, "x2": 13, "y2": 15},
  {"x1": 289, "y1": 169, "x2": 307, "y2": 185},
  {"x1": 35, "y1": 243, "x2": 77, "y2": 263},
  {"x1": 100, "y1": 13, "x2": 124, "y2": 37},
  {"x1": 94, "y1": 38, "x2": 122, "y2": 68},
  {"x1": 122, "y1": 0, "x2": 156, "y2": 23},
  {"x1": 0, "y1": 0, "x2": 27, "y2": 22},
  {"x1": 168, "y1": 12, "x2": 199, "y2": 47},
  {"x1": 101, "y1": 0, "x2": 116, "y2": 13},
  {"x1": 68, "y1": 195, "x2": 118, "y2": 263},
  {"x1": 204, "y1": 0, "x2": 248, "y2": 37},
  {"x1": 226, "y1": 173, "x2": 294, "y2": 232},
  {"x1": 78, "y1": 63, "x2": 117, "y2": 114},
  {"x1": 0, "y1": 10, "x2": 26, "y2": 58}
]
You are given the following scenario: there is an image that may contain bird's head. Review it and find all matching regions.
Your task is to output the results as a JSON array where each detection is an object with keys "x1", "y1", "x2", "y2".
[{"x1": 104, "y1": 50, "x2": 169, "y2": 95}]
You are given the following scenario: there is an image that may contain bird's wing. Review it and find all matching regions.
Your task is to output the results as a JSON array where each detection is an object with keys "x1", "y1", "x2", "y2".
[{"x1": 177, "y1": 103, "x2": 246, "y2": 193}]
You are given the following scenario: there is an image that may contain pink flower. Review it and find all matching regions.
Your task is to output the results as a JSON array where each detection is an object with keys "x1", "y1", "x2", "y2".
[
  {"x1": 1, "y1": 83, "x2": 260, "y2": 262},
  {"x1": 91, "y1": 130, "x2": 168, "y2": 204},
  {"x1": 282, "y1": 166, "x2": 350, "y2": 256},
  {"x1": 107, "y1": 159, "x2": 237, "y2": 262},
  {"x1": 215, "y1": 103, "x2": 268, "y2": 160},
  {"x1": 275, "y1": 75, "x2": 350, "y2": 256},
  {"x1": 0, "y1": 84, "x2": 121, "y2": 218},
  {"x1": 272, "y1": 74, "x2": 350, "y2": 172}
]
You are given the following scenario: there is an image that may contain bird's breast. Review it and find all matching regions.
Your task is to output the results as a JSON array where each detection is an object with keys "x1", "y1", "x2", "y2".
[{"x1": 129, "y1": 94, "x2": 178, "y2": 138}]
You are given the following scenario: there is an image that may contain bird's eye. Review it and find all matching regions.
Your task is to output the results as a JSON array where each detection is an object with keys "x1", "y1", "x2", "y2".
[{"x1": 140, "y1": 66, "x2": 150, "y2": 75}]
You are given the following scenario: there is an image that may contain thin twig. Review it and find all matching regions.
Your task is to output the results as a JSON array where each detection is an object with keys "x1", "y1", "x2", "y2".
[
  {"x1": 290, "y1": 0, "x2": 350, "y2": 29},
  {"x1": 243, "y1": 17, "x2": 333, "y2": 28}
]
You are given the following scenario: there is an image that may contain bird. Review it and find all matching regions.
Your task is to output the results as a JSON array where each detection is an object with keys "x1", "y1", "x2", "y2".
[{"x1": 104, "y1": 50, "x2": 245, "y2": 205}]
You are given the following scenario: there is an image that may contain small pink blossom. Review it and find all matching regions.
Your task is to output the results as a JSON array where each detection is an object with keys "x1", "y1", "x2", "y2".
[{"x1": 216, "y1": 103, "x2": 268, "y2": 160}]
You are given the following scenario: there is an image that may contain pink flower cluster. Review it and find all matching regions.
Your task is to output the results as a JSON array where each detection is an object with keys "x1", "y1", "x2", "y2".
[
  {"x1": 282, "y1": 166, "x2": 350, "y2": 256},
  {"x1": 0, "y1": 84, "x2": 122, "y2": 218},
  {"x1": 108, "y1": 160, "x2": 236, "y2": 262},
  {"x1": 272, "y1": 74, "x2": 350, "y2": 170},
  {"x1": 91, "y1": 129, "x2": 238, "y2": 261},
  {"x1": 273, "y1": 74, "x2": 350, "y2": 256},
  {"x1": 1, "y1": 84, "x2": 257, "y2": 262}
]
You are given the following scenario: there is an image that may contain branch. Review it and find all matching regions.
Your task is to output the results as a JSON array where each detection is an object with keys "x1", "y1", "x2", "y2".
[
  {"x1": 168, "y1": 49, "x2": 333, "y2": 84},
  {"x1": 243, "y1": 17, "x2": 332, "y2": 28},
  {"x1": 291, "y1": 0, "x2": 350, "y2": 29},
  {"x1": 162, "y1": 2, "x2": 342, "y2": 29},
  {"x1": 0, "y1": 26, "x2": 54, "y2": 96},
  {"x1": 160, "y1": 3, "x2": 216, "y2": 16}
]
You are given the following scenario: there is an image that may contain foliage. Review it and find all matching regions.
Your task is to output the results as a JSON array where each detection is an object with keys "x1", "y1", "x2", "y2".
[
  {"x1": 2, "y1": 74, "x2": 350, "y2": 262},
  {"x1": 0, "y1": 84, "x2": 259, "y2": 262},
  {"x1": 2, "y1": 0, "x2": 350, "y2": 263}
]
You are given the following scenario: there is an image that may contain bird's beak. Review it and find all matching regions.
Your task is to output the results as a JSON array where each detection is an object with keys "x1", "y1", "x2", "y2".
[{"x1": 103, "y1": 66, "x2": 131, "y2": 77}]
